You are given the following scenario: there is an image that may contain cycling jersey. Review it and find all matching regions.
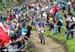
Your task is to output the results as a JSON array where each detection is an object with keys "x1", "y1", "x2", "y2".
[{"x1": 37, "y1": 22, "x2": 44, "y2": 32}]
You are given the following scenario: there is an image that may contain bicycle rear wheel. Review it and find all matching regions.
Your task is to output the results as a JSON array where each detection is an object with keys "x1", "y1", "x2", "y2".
[
  {"x1": 40, "y1": 34, "x2": 45, "y2": 45},
  {"x1": 42, "y1": 35, "x2": 45, "y2": 45}
]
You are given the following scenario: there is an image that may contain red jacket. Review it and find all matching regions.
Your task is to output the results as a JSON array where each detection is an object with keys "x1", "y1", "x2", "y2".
[
  {"x1": 51, "y1": 7, "x2": 56, "y2": 14},
  {"x1": 56, "y1": 6, "x2": 61, "y2": 11},
  {"x1": 0, "y1": 26, "x2": 10, "y2": 46}
]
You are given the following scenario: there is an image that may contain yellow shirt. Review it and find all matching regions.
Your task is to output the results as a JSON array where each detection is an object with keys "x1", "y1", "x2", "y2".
[{"x1": 49, "y1": 17, "x2": 53, "y2": 22}]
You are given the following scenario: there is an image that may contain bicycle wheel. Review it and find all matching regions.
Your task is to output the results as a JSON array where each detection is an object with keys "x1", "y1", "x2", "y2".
[
  {"x1": 42, "y1": 35, "x2": 45, "y2": 45},
  {"x1": 40, "y1": 34, "x2": 45, "y2": 45}
]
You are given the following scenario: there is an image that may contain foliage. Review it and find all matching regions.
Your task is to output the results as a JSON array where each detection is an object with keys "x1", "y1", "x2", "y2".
[
  {"x1": 27, "y1": 43, "x2": 34, "y2": 52},
  {"x1": 44, "y1": 28, "x2": 75, "y2": 52},
  {"x1": 0, "y1": 3, "x2": 3, "y2": 12},
  {"x1": 0, "y1": 0, "x2": 2, "y2": 3},
  {"x1": 16, "y1": 0, "x2": 25, "y2": 4},
  {"x1": 31, "y1": 25, "x2": 37, "y2": 31}
]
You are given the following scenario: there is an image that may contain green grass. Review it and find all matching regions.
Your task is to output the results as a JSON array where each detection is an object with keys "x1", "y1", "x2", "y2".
[
  {"x1": 31, "y1": 25, "x2": 75, "y2": 52},
  {"x1": 44, "y1": 8, "x2": 75, "y2": 51},
  {"x1": 27, "y1": 44, "x2": 34, "y2": 52},
  {"x1": 67, "y1": 40, "x2": 75, "y2": 52},
  {"x1": 0, "y1": 1, "x2": 17, "y2": 12},
  {"x1": 44, "y1": 28, "x2": 75, "y2": 52},
  {"x1": 31, "y1": 25, "x2": 37, "y2": 31},
  {"x1": 39, "y1": 7, "x2": 75, "y2": 52}
]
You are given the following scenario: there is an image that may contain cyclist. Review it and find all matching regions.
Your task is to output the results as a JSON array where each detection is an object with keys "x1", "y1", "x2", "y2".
[
  {"x1": 37, "y1": 21, "x2": 45, "y2": 44},
  {"x1": 37, "y1": 21, "x2": 44, "y2": 34}
]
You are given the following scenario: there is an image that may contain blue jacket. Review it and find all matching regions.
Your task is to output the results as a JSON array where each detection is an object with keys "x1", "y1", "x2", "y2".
[
  {"x1": 61, "y1": 2, "x2": 66, "y2": 9},
  {"x1": 15, "y1": 9, "x2": 20, "y2": 15},
  {"x1": 21, "y1": 27, "x2": 27, "y2": 36},
  {"x1": 55, "y1": 11, "x2": 62, "y2": 20}
]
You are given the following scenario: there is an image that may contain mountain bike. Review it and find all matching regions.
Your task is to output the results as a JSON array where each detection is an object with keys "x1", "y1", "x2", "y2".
[{"x1": 39, "y1": 29, "x2": 45, "y2": 45}]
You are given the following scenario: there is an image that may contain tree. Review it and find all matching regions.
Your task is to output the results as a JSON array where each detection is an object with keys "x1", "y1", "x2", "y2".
[
  {"x1": 16, "y1": 0, "x2": 25, "y2": 5},
  {"x1": 0, "y1": 0, "x2": 2, "y2": 3}
]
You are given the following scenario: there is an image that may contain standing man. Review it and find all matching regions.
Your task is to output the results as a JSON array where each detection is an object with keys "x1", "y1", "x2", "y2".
[{"x1": 55, "y1": 6, "x2": 63, "y2": 33}]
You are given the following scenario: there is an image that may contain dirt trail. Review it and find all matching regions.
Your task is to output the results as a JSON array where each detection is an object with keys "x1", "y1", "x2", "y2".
[{"x1": 30, "y1": 31, "x2": 65, "y2": 52}]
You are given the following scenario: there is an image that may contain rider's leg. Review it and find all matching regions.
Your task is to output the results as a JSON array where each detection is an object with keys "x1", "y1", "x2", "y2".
[
  {"x1": 71, "y1": 31, "x2": 74, "y2": 39},
  {"x1": 66, "y1": 30, "x2": 70, "y2": 40},
  {"x1": 57, "y1": 21, "x2": 62, "y2": 33},
  {"x1": 53, "y1": 24, "x2": 57, "y2": 34}
]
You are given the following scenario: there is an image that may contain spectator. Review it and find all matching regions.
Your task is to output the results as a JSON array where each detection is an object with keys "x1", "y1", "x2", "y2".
[
  {"x1": 72, "y1": 0, "x2": 75, "y2": 11},
  {"x1": 31, "y1": 16, "x2": 36, "y2": 26},
  {"x1": 67, "y1": 0, "x2": 71, "y2": 13},
  {"x1": 65, "y1": 13, "x2": 74, "y2": 39},
  {"x1": 66, "y1": 22, "x2": 75, "y2": 39},
  {"x1": 55, "y1": 8, "x2": 63, "y2": 33},
  {"x1": 53, "y1": 17, "x2": 58, "y2": 34},
  {"x1": 61, "y1": 0, "x2": 66, "y2": 10}
]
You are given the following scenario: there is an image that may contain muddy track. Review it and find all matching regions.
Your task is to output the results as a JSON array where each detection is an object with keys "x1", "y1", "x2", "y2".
[{"x1": 29, "y1": 31, "x2": 65, "y2": 52}]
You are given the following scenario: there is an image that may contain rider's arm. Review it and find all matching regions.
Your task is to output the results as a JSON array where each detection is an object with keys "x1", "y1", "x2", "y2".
[
  {"x1": 13, "y1": 36, "x2": 24, "y2": 43},
  {"x1": 5, "y1": 35, "x2": 29, "y2": 47},
  {"x1": 4, "y1": 36, "x2": 24, "y2": 48},
  {"x1": 13, "y1": 36, "x2": 28, "y2": 43},
  {"x1": 69, "y1": 22, "x2": 75, "y2": 28}
]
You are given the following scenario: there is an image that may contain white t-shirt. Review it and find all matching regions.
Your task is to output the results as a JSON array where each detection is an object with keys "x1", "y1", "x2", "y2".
[
  {"x1": 66, "y1": 17, "x2": 72, "y2": 22},
  {"x1": 72, "y1": 16, "x2": 75, "y2": 21},
  {"x1": 16, "y1": 14, "x2": 18, "y2": 18},
  {"x1": 42, "y1": 12, "x2": 47, "y2": 17},
  {"x1": 45, "y1": 6, "x2": 48, "y2": 10},
  {"x1": 67, "y1": 2, "x2": 71, "y2": 6}
]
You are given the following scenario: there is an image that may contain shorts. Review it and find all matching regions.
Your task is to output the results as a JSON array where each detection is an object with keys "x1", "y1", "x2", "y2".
[
  {"x1": 48, "y1": 24, "x2": 54, "y2": 29},
  {"x1": 51, "y1": 24, "x2": 54, "y2": 29}
]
